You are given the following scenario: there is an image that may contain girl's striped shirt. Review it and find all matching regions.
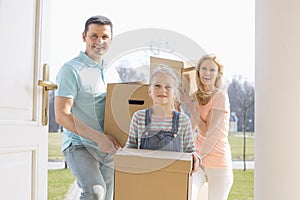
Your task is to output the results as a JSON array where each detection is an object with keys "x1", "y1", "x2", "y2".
[{"x1": 125, "y1": 109, "x2": 195, "y2": 153}]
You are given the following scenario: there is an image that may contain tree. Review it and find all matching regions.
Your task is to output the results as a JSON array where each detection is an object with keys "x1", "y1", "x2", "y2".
[{"x1": 227, "y1": 76, "x2": 255, "y2": 171}]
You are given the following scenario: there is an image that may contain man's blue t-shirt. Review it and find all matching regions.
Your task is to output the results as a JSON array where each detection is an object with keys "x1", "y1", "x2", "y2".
[{"x1": 55, "y1": 51, "x2": 106, "y2": 151}]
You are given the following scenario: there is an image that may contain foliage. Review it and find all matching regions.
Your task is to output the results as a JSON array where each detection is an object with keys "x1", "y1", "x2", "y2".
[
  {"x1": 227, "y1": 76, "x2": 255, "y2": 132},
  {"x1": 227, "y1": 76, "x2": 255, "y2": 170},
  {"x1": 49, "y1": 91, "x2": 61, "y2": 132}
]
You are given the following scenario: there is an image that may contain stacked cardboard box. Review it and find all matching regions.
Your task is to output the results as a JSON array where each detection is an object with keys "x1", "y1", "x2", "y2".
[
  {"x1": 150, "y1": 56, "x2": 197, "y2": 96},
  {"x1": 104, "y1": 83, "x2": 152, "y2": 147},
  {"x1": 104, "y1": 57, "x2": 196, "y2": 146},
  {"x1": 104, "y1": 57, "x2": 197, "y2": 199}
]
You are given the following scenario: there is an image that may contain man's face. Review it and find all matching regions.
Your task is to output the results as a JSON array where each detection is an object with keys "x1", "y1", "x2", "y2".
[{"x1": 82, "y1": 24, "x2": 112, "y2": 62}]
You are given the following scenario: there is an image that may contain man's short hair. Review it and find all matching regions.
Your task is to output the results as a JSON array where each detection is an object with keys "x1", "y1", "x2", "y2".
[{"x1": 84, "y1": 15, "x2": 113, "y2": 36}]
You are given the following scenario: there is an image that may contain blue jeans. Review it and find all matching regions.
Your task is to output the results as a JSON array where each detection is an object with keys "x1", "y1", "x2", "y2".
[{"x1": 63, "y1": 145, "x2": 114, "y2": 200}]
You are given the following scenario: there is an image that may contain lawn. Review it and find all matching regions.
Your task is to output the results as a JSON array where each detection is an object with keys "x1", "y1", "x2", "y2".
[
  {"x1": 48, "y1": 132, "x2": 255, "y2": 200},
  {"x1": 48, "y1": 132, "x2": 255, "y2": 161},
  {"x1": 48, "y1": 169, "x2": 75, "y2": 200},
  {"x1": 48, "y1": 132, "x2": 63, "y2": 161},
  {"x1": 229, "y1": 170, "x2": 254, "y2": 200},
  {"x1": 229, "y1": 132, "x2": 254, "y2": 161}
]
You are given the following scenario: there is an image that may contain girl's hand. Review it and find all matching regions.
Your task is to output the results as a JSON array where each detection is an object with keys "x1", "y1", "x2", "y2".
[{"x1": 191, "y1": 153, "x2": 200, "y2": 173}]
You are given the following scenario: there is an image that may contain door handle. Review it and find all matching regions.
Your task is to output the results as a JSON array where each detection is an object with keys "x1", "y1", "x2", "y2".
[
  {"x1": 38, "y1": 64, "x2": 57, "y2": 126},
  {"x1": 38, "y1": 80, "x2": 57, "y2": 90}
]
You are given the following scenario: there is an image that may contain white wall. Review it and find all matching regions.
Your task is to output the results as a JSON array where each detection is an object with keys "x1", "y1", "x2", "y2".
[{"x1": 255, "y1": 0, "x2": 300, "y2": 199}]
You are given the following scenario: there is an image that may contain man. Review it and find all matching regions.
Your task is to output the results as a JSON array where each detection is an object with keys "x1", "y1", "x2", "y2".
[{"x1": 55, "y1": 15, "x2": 121, "y2": 200}]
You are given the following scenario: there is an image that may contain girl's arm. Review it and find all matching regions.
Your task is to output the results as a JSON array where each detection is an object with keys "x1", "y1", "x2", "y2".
[{"x1": 124, "y1": 112, "x2": 140, "y2": 149}]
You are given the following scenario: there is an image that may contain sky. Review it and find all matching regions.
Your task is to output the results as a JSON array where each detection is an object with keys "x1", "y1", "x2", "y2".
[{"x1": 49, "y1": 0, "x2": 255, "y2": 83}]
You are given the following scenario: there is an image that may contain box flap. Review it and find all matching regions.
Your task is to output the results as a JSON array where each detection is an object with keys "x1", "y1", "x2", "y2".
[
  {"x1": 150, "y1": 56, "x2": 183, "y2": 81},
  {"x1": 114, "y1": 148, "x2": 192, "y2": 173},
  {"x1": 114, "y1": 81, "x2": 147, "y2": 85},
  {"x1": 104, "y1": 83, "x2": 153, "y2": 146},
  {"x1": 150, "y1": 56, "x2": 197, "y2": 95},
  {"x1": 150, "y1": 56, "x2": 194, "y2": 72}
]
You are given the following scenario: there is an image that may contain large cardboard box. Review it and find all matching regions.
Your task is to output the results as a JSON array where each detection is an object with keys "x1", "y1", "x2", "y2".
[
  {"x1": 114, "y1": 148, "x2": 193, "y2": 200},
  {"x1": 104, "y1": 83, "x2": 152, "y2": 147},
  {"x1": 150, "y1": 56, "x2": 197, "y2": 96}
]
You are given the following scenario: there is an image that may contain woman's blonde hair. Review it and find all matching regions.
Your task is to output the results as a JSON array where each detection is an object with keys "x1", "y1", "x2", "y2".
[{"x1": 194, "y1": 54, "x2": 224, "y2": 105}]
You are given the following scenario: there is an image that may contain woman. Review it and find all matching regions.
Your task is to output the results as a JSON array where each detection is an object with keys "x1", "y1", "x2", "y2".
[{"x1": 181, "y1": 54, "x2": 233, "y2": 200}]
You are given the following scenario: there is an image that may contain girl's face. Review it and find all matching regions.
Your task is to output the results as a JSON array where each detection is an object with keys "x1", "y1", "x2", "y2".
[
  {"x1": 149, "y1": 72, "x2": 176, "y2": 107},
  {"x1": 198, "y1": 59, "x2": 219, "y2": 87}
]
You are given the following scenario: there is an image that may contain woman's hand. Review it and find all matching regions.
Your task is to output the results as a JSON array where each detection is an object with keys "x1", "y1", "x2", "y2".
[{"x1": 178, "y1": 87, "x2": 193, "y2": 106}]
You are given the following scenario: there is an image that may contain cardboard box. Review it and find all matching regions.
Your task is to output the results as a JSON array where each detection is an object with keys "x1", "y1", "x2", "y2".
[
  {"x1": 150, "y1": 56, "x2": 197, "y2": 96},
  {"x1": 114, "y1": 148, "x2": 193, "y2": 200},
  {"x1": 104, "y1": 83, "x2": 153, "y2": 147}
]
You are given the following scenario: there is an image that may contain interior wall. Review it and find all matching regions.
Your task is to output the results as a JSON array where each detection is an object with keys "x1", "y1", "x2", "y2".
[{"x1": 255, "y1": 0, "x2": 300, "y2": 199}]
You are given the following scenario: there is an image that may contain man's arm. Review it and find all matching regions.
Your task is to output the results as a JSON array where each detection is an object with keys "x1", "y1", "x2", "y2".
[{"x1": 54, "y1": 96, "x2": 121, "y2": 153}]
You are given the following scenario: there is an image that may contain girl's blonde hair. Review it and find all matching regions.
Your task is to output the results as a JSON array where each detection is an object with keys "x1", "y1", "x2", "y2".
[
  {"x1": 194, "y1": 54, "x2": 224, "y2": 105},
  {"x1": 150, "y1": 64, "x2": 180, "y2": 107}
]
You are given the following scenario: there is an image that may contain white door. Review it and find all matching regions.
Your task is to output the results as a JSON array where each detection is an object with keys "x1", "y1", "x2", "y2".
[{"x1": 0, "y1": 0, "x2": 54, "y2": 199}]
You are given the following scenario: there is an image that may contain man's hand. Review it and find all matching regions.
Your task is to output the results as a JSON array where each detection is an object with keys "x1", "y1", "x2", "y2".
[
  {"x1": 106, "y1": 134, "x2": 122, "y2": 150},
  {"x1": 95, "y1": 133, "x2": 122, "y2": 154}
]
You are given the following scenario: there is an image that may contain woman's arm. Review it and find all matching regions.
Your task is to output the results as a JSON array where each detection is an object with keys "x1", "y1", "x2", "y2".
[
  {"x1": 197, "y1": 108, "x2": 225, "y2": 159},
  {"x1": 179, "y1": 89, "x2": 200, "y2": 132}
]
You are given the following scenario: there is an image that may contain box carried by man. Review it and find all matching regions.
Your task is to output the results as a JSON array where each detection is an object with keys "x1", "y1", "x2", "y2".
[{"x1": 104, "y1": 82, "x2": 152, "y2": 147}]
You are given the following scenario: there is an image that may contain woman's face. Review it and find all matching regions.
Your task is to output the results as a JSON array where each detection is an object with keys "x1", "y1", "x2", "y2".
[
  {"x1": 198, "y1": 59, "x2": 219, "y2": 87},
  {"x1": 149, "y1": 73, "x2": 176, "y2": 107}
]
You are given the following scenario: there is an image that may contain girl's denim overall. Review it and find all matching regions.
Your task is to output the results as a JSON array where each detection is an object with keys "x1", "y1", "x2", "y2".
[{"x1": 140, "y1": 108, "x2": 180, "y2": 152}]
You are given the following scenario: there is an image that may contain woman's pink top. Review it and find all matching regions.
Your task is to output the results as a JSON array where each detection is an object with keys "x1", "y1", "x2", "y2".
[{"x1": 195, "y1": 91, "x2": 232, "y2": 168}]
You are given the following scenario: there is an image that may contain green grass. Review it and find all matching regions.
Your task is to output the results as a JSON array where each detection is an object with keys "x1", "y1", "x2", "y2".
[
  {"x1": 48, "y1": 169, "x2": 254, "y2": 200},
  {"x1": 48, "y1": 132, "x2": 74, "y2": 200},
  {"x1": 48, "y1": 169, "x2": 75, "y2": 200},
  {"x1": 48, "y1": 132, "x2": 255, "y2": 199},
  {"x1": 229, "y1": 170, "x2": 254, "y2": 200},
  {"x1": 229, "y1": 132, "x2": 254, "y2": 161},
  {"x1": 48, "y1": 132, "x2": 63, "y2": 161}
]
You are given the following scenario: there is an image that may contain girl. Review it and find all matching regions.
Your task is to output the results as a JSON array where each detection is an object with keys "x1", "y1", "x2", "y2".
[
  {"x1": 125, "y1": 65, "x2": 199, "y2": 173},
  {"x1": 181, "y1": 54, "x2": 233, "y2": 200}
]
